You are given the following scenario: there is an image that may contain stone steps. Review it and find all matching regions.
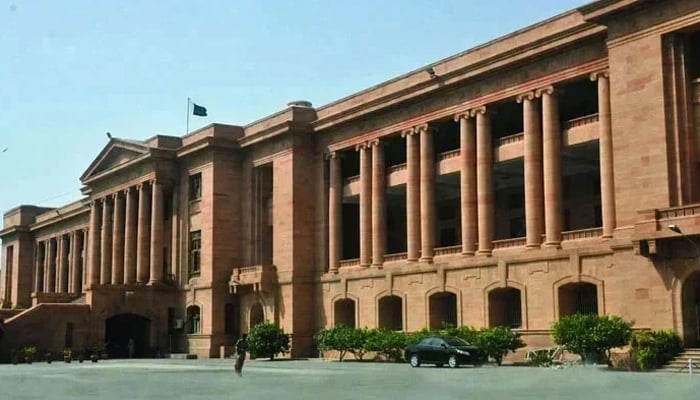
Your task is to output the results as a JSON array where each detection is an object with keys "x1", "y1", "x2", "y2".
[
  {"x1": 658, "y1": 349, "x2": 700, "y2": 371},
  {"x1": 167, "y1": 353, "x2": 198, "y2": 360}
]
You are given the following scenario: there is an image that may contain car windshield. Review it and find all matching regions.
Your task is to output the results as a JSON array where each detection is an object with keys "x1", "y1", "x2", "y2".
[{"x1": 445, "y1": 337, "x2": 470, "y2": 346}]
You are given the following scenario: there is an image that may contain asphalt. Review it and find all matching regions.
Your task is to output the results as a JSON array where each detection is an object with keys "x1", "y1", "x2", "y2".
[{"x1": 0, "y1": 358, "x2": 698, "y2": 400}]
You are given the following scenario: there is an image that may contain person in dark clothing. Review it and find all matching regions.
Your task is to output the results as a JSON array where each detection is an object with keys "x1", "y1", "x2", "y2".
[{"x1": 234, "y1": 333, "x2": 249, "y2": 376}]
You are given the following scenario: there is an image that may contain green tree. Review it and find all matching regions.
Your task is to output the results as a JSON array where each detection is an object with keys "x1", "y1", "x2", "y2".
[
  {"x1": 364, "y1": 329, "x2": 407, "y2": 362},
  {"x1": 630, "y1": 330, "x2": 682, "y2": 370},
  {"x1": 552, "y1": 314, "x2": 632, "y2": 366},
  {"x1": 247, "y1": 322, "x2": 290, "y2": 360},
  {"x1": 478, "y1": 326, "x2": 525, "y2": 366},
  {"x1": 314, "y1": 325, "x2": 357, "y2": 361}
]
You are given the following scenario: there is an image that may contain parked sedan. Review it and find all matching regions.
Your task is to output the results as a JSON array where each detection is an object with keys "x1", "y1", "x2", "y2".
[{"x1": 404, "y1": 336, "x2": 487, "y2": 368}]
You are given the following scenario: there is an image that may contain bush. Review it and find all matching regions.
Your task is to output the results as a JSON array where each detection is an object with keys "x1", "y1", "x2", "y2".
[
  {"x1": 315, "y1": 325, "x2": 361, "y2": 361},
  {"x1": 247, "y1": 322, "x2": 290, "y2": 360},
  {"x1": 364, "y1": 329, "x2": 407, "y2": 362},
  {"x1": 553, "y1": 314, "x2": 633, "y2": 365},
  {"x1": 478, "y1": 326, "x2": 525, "y2": 365},
  {"x1": 630, "y1": 330, "x2": 682, "y2": 370},
  {"x1": 442, "y1": 325, "x2": 481, "y2": 346}
]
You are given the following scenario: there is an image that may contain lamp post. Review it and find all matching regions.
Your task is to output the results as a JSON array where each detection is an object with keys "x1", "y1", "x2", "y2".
[{"x1": 668, "y1": 224, "x2": 700, "y2": 350}]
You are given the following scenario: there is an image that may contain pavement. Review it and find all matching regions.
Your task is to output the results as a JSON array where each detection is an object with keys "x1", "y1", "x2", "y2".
[{"x1": 0, "y1": 358, "x2": 699, "y2": 400}]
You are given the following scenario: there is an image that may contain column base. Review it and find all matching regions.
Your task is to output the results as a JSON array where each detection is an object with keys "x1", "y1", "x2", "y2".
[
  {"x1": 359, "y1": 263, "x2": 371, "y2": 268},
  {"x1": 461, "y1": 250, "x2": 475, "y2": 256},
  {"x1": 406, "y1": 258, "x2": 419, "y2": 262},
  {"x1": 525, "y1": 243, "x2": 541, "y2": 249},
  {"x1": 371, "y1": 263, "x2": 384, "y2": 269},
  {"x1": 542, "y1": 241, "x2": 561, "y2": 248},
  {"x1": 476, "y1": 249, "x2": 492, "y2": 256},
  {"x1": 419, "y1": 257, "x2": 433, "y2": 263}
]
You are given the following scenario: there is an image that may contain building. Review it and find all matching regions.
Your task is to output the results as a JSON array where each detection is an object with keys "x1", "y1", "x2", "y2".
[{"x1": 2, "y1": 0, "x2": 700, "y2": 359}]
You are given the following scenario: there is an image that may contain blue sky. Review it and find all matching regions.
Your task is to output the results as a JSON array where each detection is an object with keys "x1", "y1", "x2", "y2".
[{"x1": 0, "y1": 0, "x2": 586, "y2": 215}]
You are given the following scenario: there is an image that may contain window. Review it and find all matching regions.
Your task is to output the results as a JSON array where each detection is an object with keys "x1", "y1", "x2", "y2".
[
  {"x1": 186, "y1": 305, "x2": 201, "y2": 334},
  {"x1": 189, "y1": 231, "x2": 201, "y2": 275},
  {"x1": 189, "y1": 173, "x2": 202, "y2": 201}
]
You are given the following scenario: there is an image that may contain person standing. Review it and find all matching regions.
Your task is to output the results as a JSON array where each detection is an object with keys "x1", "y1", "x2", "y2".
[{"x1": 234, "y1": 333, "x2": 249, "y2": 376}]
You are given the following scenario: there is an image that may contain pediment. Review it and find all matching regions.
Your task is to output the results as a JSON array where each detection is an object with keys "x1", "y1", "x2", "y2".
[{"x1": 80, "y1": 139, "x2": 150, "y2": 182}]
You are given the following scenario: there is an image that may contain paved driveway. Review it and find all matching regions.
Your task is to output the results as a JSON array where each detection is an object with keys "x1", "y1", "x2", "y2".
[{"x1": 0, "y1": 358, "x2": 698, "y2": 399}]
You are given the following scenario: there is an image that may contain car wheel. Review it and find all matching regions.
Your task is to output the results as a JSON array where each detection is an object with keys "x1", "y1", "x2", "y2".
[
  {"x1": 409, "y1": 354, "x2": 421, "y2": 368},
  {"x1": 448, "y1": 355, "x2": 459, "y2": 369}
]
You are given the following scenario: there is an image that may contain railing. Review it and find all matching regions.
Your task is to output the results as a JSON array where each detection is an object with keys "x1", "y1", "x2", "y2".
[
  {"x1": 438, "y1": 149, "x2": 460, "y2": 161},
  {"x1": 562, "y1": 227, "x2": 603, "y2": 241},
  {"x1": 345, "y1": 175, "x2": 360, "y2": 185},
  {"x1": 493, "y1": 237, "x2": 526, "y2": 249},
  {"x1": 497, "y1": 133, "x2": 524, "y2": 146},
  {"x1": 339, "y1": 258, "x2": 360, "y2": 268},
  {"x1": 659, "y1": 204, "x2": 700, "y2": 219},
  {"x1": 564, "y1": 113, "x2": 599, "y2": 130},
  {"x1": 434, "y1": 245, "x2": 461, "y2": 256},
  {"x1": 388, "y1": 163, "x2": 407, "y2": 173},
  {"x1": 384, "y1": 252, "x2": 407, "y2": 262},
  {"x1": 239, "y1": 266, "x2": 260, "y2": 275}
]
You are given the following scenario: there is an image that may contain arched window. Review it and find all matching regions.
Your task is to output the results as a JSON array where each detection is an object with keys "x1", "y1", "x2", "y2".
[
  {"x1": 429, "y1": 292, "x2": 457, "y2": 330},
  {"x1": 682, "y1": 272, "x2": 700, "y2": 346},
  {"x1": 378, "y1": 295, "x2": 403, "y2": 331},
  {"x1": 334, "y1": 299, "x2": 356, "y2": 328},
  {"x1": 488, "y1": 287, "x2": 522, "y2": 328},
  {"x1": 558, "y1": 282, "x2": 598, "y2": 317},
  {"x1": 249, "y1": 303, "x2": 264, "y2": 329},
  {"x1": 186, "y1": 305, "x2": 201, "y2": 334}
]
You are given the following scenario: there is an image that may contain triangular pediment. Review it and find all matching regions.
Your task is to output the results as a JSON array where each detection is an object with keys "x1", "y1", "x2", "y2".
[{"x1": 80, "y1": 139, "x2": 150, "y2": 182}]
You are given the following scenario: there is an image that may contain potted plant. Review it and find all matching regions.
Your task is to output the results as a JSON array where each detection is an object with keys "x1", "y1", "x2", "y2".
[
  {"x1": 22, "y1": 346, "x2": 37, "y2": 364},
  {"x1": 89, "y1": 344, "x2": 101, "y2": 363},
  {"x1": 45, "y1": 352, "x2": 53, "y2": 364},
  {"x1": 63, "y1": 348, "x2": 72, "y2": 363}
]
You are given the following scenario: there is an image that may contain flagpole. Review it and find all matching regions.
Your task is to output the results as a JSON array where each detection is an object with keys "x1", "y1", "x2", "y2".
[{"x1": 186, "y1": 97, "x2": 191, "y2": 135}]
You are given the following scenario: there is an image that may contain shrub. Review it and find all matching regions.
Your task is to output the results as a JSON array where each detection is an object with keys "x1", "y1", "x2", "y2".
[
  {"x1": 405, "y1": 328, "x2": 437, "y2": 346},
  {"x1": 630, "y1": 330, "x2": 682, "y2": 370},
  {"x1": 442, "y1": 325, "x2": 481, "y2": 345},
  {"x1": 552, "y1": 314, "x2": 633, "y2": 365},
  {"x1": 315, "y1": 325, "x2": 358, "y2": 361},
  {"x1": 364, "y1": 329, "x2": 407, "y2": 362},
  {"x1": 478, "y1": 326, "x2": 525, "y2": 365},
  {"x1": 247, "y1": 322, "x2": 290, "y2": 360}
]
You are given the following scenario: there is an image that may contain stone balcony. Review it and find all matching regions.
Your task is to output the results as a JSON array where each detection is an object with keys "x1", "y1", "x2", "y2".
[
  {"x1": 634, "y1": 203, "x2": 700, "y2": 256},
  {"x1": 229, "y1": 264, "x2": 276, "y2": 294}
]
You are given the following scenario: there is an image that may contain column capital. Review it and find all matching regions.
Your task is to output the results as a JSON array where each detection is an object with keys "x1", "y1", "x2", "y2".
[
  {"x1": 111, "y1": 192, "x2": 121, "y2": 200},
  {"x1": 470, "y1": 106, "x2": 493, "y2": 117},
  {"x1": 123, "y1": 187, "x2": 132, "y2": 195},
  {"x1": 590, "y1": 70, "x2": 610, "y2": 81},
  {"x1": 415, "y1": 123, "x2": 435, "y2": 134},
  {"x1": 355, "y1": 142, "x2": 370, "y2": 151},
  {"x1": 535, "y1": 85, "x2": 555, "y2": 98},
  {"x1": 453, "y1": 111, "x2": 473, "y2": 122},
  {"x1": 401, "y1": 127, "x2": 418, "y2": 138},
  {"x1": 516, "y1": 91, "x2": 536, "y2": 103},
  {"x1": 325, "y1": 151, "x2": 340, "y2": 160},
  {"x1": 136, "y1": 181, "x2": 150, "y2": 191},
  {"x1": 368, "y1": 138, "x2": 384, "y2": 148}
]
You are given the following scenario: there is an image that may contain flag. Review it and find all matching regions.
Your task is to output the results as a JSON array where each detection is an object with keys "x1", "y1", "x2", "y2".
[{"x1": 192, "y1": 103, "x2": 207, "y2": 117}]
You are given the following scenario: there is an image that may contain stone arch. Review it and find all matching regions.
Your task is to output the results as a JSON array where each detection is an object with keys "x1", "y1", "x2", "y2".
[
  {"x1": 332, "y1": 293, "x2": 359, "y2": 328},
  {"x1": 105, "y1": 313, "x2": 150, "y2": 358},
  {"x1": 553, "y1": 276, "x2": 604, "y2": 319},
  {"x1": 249, "y1": 302, "x2": 264, "y2": 329},
  {"x1": 186, "y1": 304, "x2": 202, "y2": 334},
  {"x1": 483, "y1": 280, "x2": 528, "y2": 330},
  {"x1": 680, "y1": 270, "x2": 700, "y2": 346},
  {"x1": 374, "y1": 290, "x2": 406, "y2": 331},
  {"x1": 426, "y1": 287, "x2": 460, "y2": 330},
  {"x1": 376, "y1": 292, "x2": 404, "y2": 331}
]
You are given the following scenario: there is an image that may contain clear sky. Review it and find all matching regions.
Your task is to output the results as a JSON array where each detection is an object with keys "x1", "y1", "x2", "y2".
[{"x1": 0, "y1": 0, "x2": 586, "y2": 216}]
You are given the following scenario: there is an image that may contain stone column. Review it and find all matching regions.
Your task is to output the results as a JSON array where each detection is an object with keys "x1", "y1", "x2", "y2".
[
  {"x1": 371, "y1": 139, "x2": 386, "y2": 267},
  {"x1": 518, "y1": 91, "x2": 544, "y2": 248},
  {"x1": 592, "y1": 71, "x2": 616, "y2": 238},
  {"x1": 100, "y1": 196, "x2": 113, "y2": 285},
  {"x1": 538, "y1": 86, "x2": 563, "y2": 247},
  {"x1": 149, "y1": 180, "x2": 164, "y2": 284},
  {"x1": 358, "y1": 143, "x2": 372, "y2": 268},
  {"x1": 46, "y1": 238, "x2": 56, "y2": 293},
  {"x1": 457, "y1": 112, "x2": 477, "y2": 255},
  {"x1": 111, "y1": 191, "x2": 125, "y2": 284},
  {"x1": 87, "y1": 200, "x2": 102, "y2": 287},
  {"x1": 418, "y1": 124, "x2": 435, "y2": 262},
  {"x1": 34, "y1": 241, "x2": 44, "y2": 293},
  {"x1": 402, "y1": 128, "x2": 421, "y2": 261},
  {"x1": 328, "y1": 152, "x2": 342, "y2": 273},
  {"x1": 124, "y1": 187, "x2": 137, "y2": 283},
  {"x1": 58, "y1": 235, "x2": 70, "y2": 292},
  {"x1": 43, "y1": 240, "x2": 49, "y2": 291},
  {"x1": 70, "y1": 231, "x2": 81, "y2": 292},
  {"x1": 136, "y1": 183, "x2": 151, "y2": 283},
  {"x1": 475, "y1": 107, "x2": 494, "y2": 255}
]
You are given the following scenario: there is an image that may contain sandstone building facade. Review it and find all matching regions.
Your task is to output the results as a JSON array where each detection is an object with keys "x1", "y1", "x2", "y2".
[{"x1": 3, "y1": 0, "x2": 700, "y2": 359}]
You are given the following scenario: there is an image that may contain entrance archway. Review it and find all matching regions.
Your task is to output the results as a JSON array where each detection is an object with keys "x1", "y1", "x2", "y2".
[
  {"x1": 334, "y1": 298, "x2": 356, "y2": 328},
  {"x1": 682, "y1": 272, "x2": 700, "y2": 347},
  {"x1": 429, "y1": 292, "x2": 457, "y2": 330},
  {"x1": 558, "y1": 282, "x2": 598, "y2": 318},
  {"x1": 249, "y1": 303, "x2": 264, "y2": 330},
  {"x1": 378, "y1": 295, "x2": 402, "y2": 331},
  {"x1": 105, "y1": 314, "x2": 150, "y2": 358}
]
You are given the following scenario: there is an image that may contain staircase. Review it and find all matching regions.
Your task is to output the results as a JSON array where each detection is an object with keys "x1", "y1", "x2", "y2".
[{"x1": 659, "y1": 348, "x2": 700, "y2": 372}]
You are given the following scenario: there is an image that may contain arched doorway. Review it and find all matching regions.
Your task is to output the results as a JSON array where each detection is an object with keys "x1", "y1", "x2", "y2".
[
  {"x1": 429, "y1": 292, "x2": 457, "y2": 330},
  {"x1": 682, "y1": 272, "x2": 700, "y2": 347},
  {"x1": 334, "y1": 299, "x2": 356, "y2": 328},
  {"x1": 558, "y1": 282, "x2": 598, "y2": 318},
  {"x1": 488, "y1": 287, "x2": 522, "y2": 328},
  {"x1": 105, "y1": 314, "x2": 150, "y2": 358},
  {"x1": 378, "y1": 295, "x2": 402, "y2": 331},
  {"x1": 186, "y1": 305, "x2": 201, "y2": 334},
  {"x1": 249, "y1": 303, "x2": 264, "y2": 330}
]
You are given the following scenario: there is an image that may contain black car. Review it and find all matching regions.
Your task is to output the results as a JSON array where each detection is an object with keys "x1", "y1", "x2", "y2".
[{"x1": 404, "y1": 336, "x2": 487, "y2": 368}]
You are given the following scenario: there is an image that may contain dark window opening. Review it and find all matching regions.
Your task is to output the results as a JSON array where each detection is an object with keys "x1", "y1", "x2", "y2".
[
  {"x1": 340, "y1": 150, "x2": 359, "y2": 180},
  {"x1": 186, "y1": 305, "x2": 201, "y2": 334},
  {"x1": 383, "y1": 135, "x2": 407, "y2": 167},
  {"x1": 378, "y1": 296, "x2": 403, "y2": 331},
  {"x1": 433, "y1": 119, "x2": 460, "y2": 154},
  {"x1": 494, "y1": 159, "x2": 525, "y2": 240},
  {"x1": 65, "y1": 322, "x2": 74, "y2": 348},
  {"x1": 189, "y1": 173, "x2": 202, "y2": 201},
  {"x1": 189, "y1": 231, "x2": 201, "y2": 275},
  {"x1": 558, "y1": 79, "x2": 598, "y2": 122},
  {"x1": 688, "y1": 31, "x2": 700, "y2": 79},
  {"x1": 334, "y1": 299, "x2": 356, "y2": 328},
  {"x1": 488, "y1": 288, "x2": 522, "y2": 328},
  {"x1": 250, "y1": 303, "x2": 264, "y2": 329},
  {"x1": 386, "y1": 185, "x2": 407, "y2": 254},
  {"x1": 342, "y1": 200, "x2": 360, "y2": 259},
  {"x1": 559, "y1": 282, "x2": 598, "y2": 317},
  {"x1": 429, "y1": 292, "x2": 457, "y2": 330},
  {"x1": 492, "y1": 100, "x2": 524, "y2": 141}
]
